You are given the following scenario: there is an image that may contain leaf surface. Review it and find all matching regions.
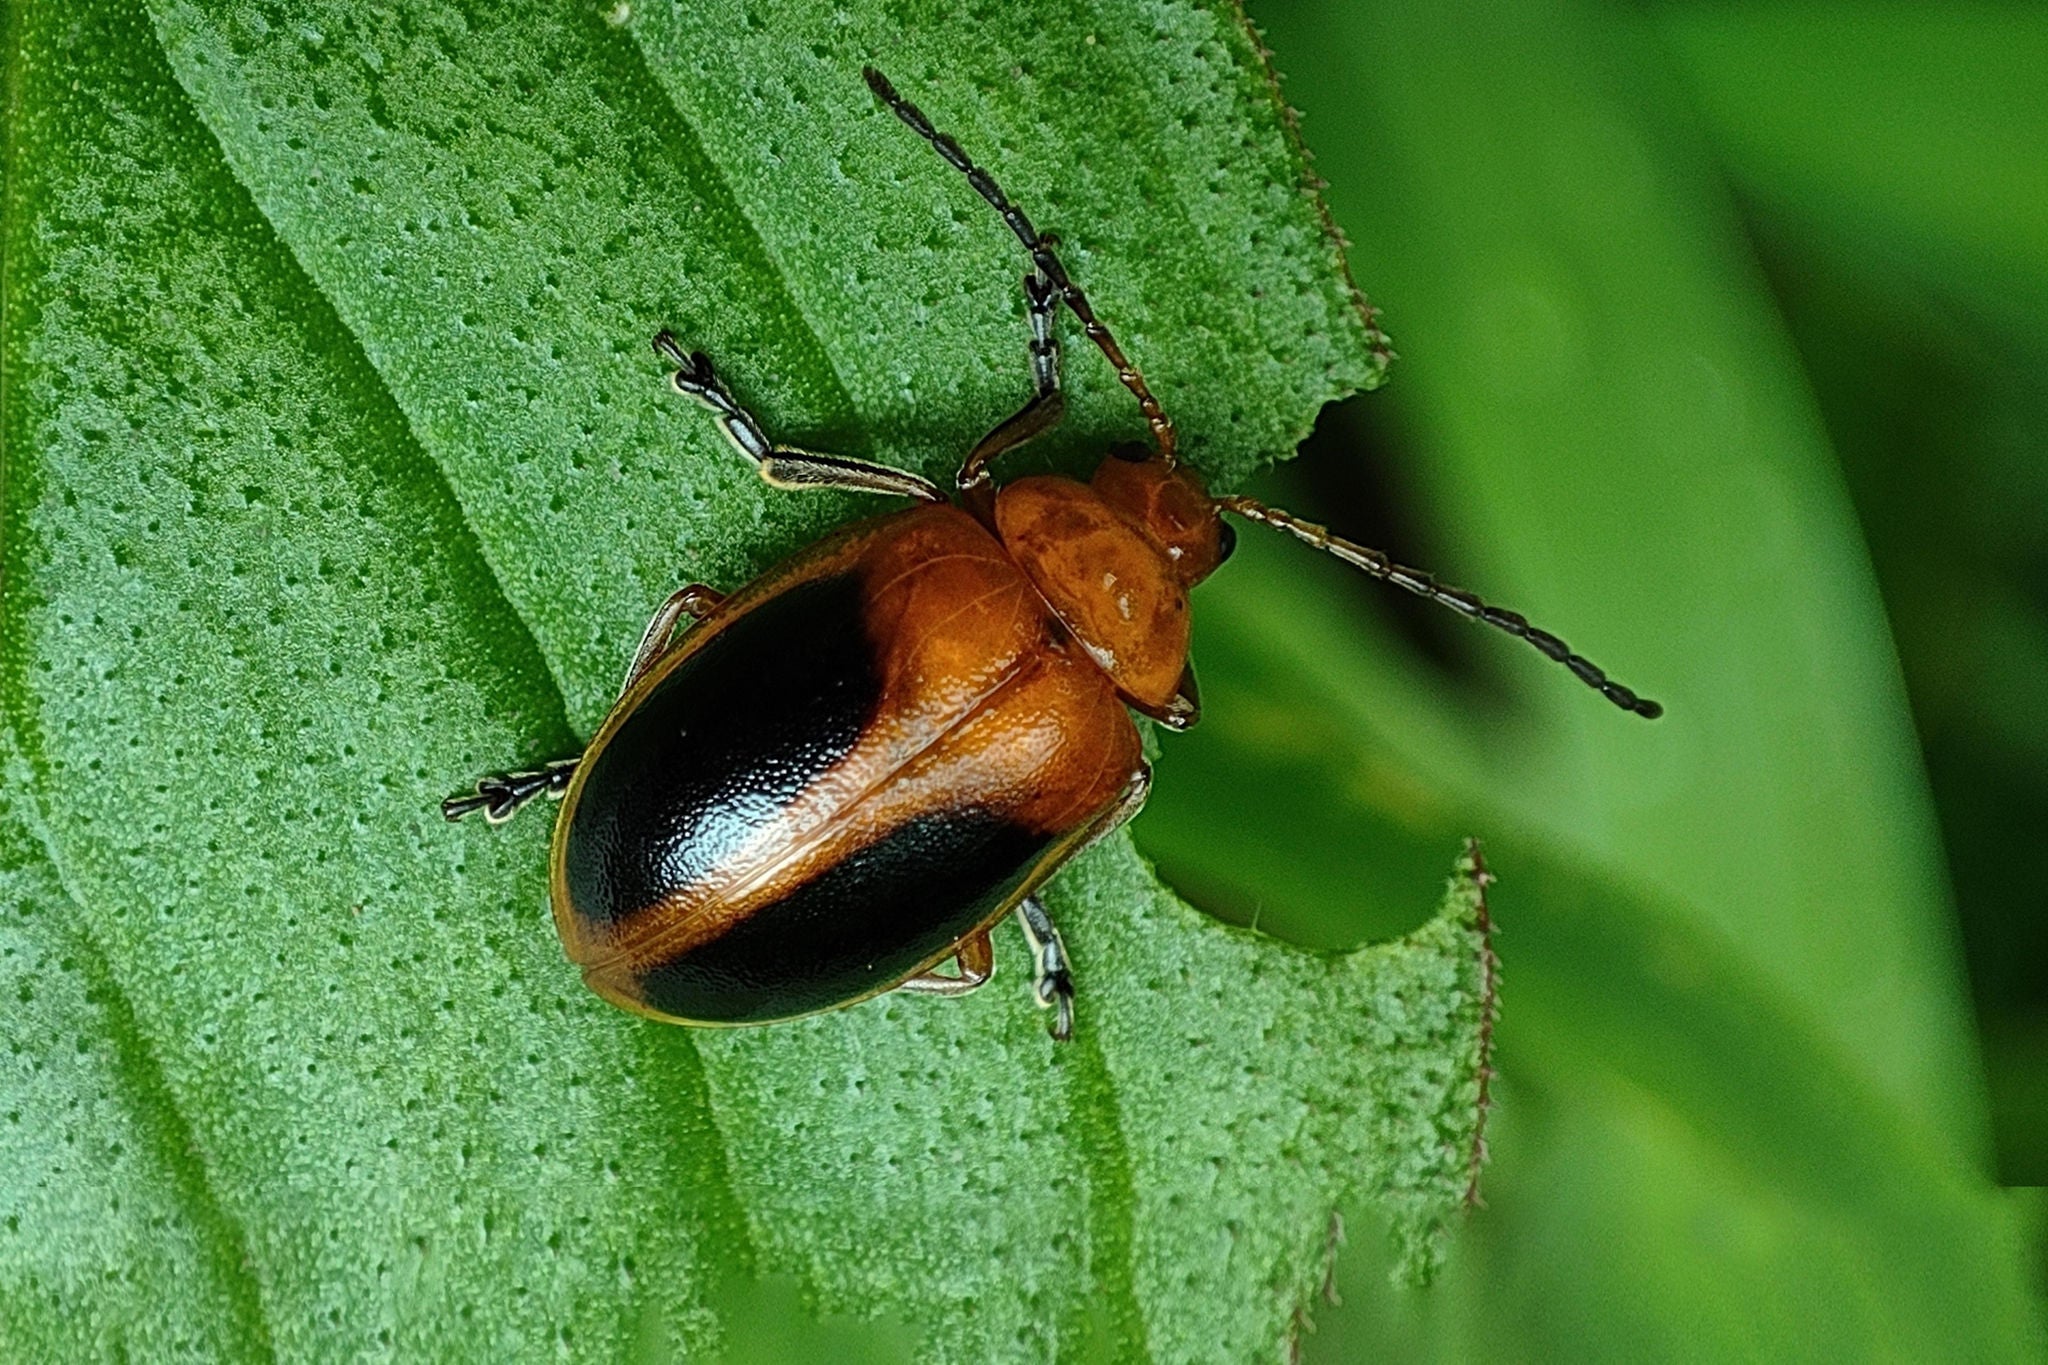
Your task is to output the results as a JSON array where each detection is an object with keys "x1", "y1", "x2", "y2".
[{"x1": 0, "y1": 1, "x2": 1477, "y2": 1360}]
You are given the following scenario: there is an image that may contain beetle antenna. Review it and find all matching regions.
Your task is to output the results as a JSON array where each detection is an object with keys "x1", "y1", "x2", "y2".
[
  {"x1": 1216, "y1": 496, "x2": 1662, "y2": 718},
  {"x1": 862, "y1": 65, "x2": 1177, "y2": 462}
]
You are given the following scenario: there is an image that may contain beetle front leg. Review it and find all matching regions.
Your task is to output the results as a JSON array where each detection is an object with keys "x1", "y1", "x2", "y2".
[
  {"x1": 1014, "y1": 895, "x2": 1074, "y2": 1042},
  {"x1": 866, "y1": 68, "x2": 1177, "y2": 460},
  {"x1": 442, "y1": 757, "x2": 580, "y2": 825},
  {"x1": 956, "y1": 268, "x2": 1067, "y2": 523}
]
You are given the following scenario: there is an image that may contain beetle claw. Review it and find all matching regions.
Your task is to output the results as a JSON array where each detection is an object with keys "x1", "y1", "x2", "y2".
[
  {"x1": 1041, "y1": 973, "x2": 1075, "y2": 1043},
  {"x1": 441, "y1": 760, "x2": 579, "y2": 825},
  {"x1": 440, "y1": 792, "x2": 489, "y2": 823}
]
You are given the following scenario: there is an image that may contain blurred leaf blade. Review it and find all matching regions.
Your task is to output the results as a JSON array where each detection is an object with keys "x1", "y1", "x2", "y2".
[
  {"x1": 1138, "y1": 597, "x2": 2048, "y2": 1359},
  {"x1": 1661, "y1": 3, "x2": 2048, "y2": 1180},
  {"x1": 0, "y1": 0, "x2": 1482, "y2": 1359},
  {"x1": 1653, "y1": 3, "x2": 2048, "y2": 346},
  {"x1": 1242, "y1": 0, "x2": 1984, "y2": 1160}
]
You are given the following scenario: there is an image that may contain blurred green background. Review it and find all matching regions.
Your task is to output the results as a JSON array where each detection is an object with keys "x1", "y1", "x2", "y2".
[
  {"x1": 1126, "y1": 1, "x2": 2048, "y2": 1358},
  {"x1": 5, "y1": 0, "x2": 2043, "y2": 1358}
]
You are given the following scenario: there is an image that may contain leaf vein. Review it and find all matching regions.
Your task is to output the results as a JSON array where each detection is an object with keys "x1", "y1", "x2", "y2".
[
  {"x1": 4, "y1": 776, "x2": 278, "y2": 1364},
  {"x1": 133, "y1": 5, "x2": 764, "y2": 1307},
  {"x1": 136, "y1": 6, "x2": 578, "y2": 731}
]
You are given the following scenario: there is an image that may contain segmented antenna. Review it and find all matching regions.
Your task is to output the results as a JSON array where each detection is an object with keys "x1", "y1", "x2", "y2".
[
  {"x1": 1218, "y1": 496, "x2": 1663, "y2": 718},
  {"x1": 863, "y1": 66, "x2": 1177, "y2": 461}
]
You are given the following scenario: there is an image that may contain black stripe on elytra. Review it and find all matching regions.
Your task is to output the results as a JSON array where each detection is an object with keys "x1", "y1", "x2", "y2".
[
  {"x1": 632, "y1": 810, "x2": 1052, "y2": 1023},
  {"x1": 561, "y1": 573, "x2": 882, "y2": 927}
]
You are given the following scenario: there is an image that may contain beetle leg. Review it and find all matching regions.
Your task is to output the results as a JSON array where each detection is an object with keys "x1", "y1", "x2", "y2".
[
  {"x1": 441, "y1": 757, "x2": 580, "y2": 825},
  {"x1": 955, "y1": 266, "x2": 1068, "y2": 519},
  {"x1": 1168, "y1": 659, "x2": 1200, "y2": 729},
  {"x1": 865, "y1": 67, "x2": 1177, "y2": 462},
  {"x1": 1124, "y1": 661, "x2": 1201, "y2": 732},
  {"x1": 1003, "y1": 763, "x2": 1150, "y2": 1039},
  {"x1": 893, "y1": 929, "x2": 996, "y2": 997},
  {"x1": 619, "y1": 583, "x2": 725, "y2": 699},
  {"x1": 956, "y1": 390, "x2": 1066, "y2": 526},
  {"x1": 653, "y1": 333, "x2": 947, "y2": 503},
  {"x1": 1082, "y1": 762, "x2": 1153, "y2": 853},
  {"x1": 1022, "y1": 260, "x2": 1062, "y2": 399},
  {"x1": 452, "y1": 585, "x2": 724, "y2": 827},
  {"x1": 1014, "y1": 895, "x2": 1075, "y2": 1042}
]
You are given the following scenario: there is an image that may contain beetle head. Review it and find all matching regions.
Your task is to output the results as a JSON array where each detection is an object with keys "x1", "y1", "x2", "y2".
[{"x1": 1091, "y1": 444, "x2": 1234, "y2": 588}]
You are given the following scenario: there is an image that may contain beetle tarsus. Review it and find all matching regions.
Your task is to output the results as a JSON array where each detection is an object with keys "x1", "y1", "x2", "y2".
[
  {"x1": 442, "y1": 758, "x2": 579, "y2": 825},
  {"x1": 1015, "y1": 895, "x2": 1076, "y2": 1042}
]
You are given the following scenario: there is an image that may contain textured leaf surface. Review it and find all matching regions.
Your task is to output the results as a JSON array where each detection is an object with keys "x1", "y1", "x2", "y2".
[{"x1": 0, "y1": 1, "x2": 1480, "y2": 1360}]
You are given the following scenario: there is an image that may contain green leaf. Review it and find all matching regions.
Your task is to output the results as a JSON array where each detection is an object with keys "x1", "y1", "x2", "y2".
[
  {"x1": 0, "y1": 770, "x2": 274, "y2": 1360},
  {"x1": 1648, "y1": 5, "x2": 2048, "y2": 1184},
  {"x1": 1245, "y1": 0, "x2": 1985, "y2": 1158},
  {"x1": 0, "y1": 0, "x2": 1478, "y2": 1359},
  {"x1": 1141, "y1": 596, "x2": 2047, "y2": 1360},
  {"x1": 1130, "y1": 0, "x2": 2048, "y2": 1357}
]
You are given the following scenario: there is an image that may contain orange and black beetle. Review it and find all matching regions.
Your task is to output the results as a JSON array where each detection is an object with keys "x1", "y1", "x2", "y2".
[{"x1": 445, "y1": 68, "x2": 1658, "y2": 1041}]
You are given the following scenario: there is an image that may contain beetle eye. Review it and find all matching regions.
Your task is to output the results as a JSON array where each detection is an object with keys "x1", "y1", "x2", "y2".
[
  {"x1": 1109, "y1": 440, "x2": 1151, "y2": 464},
  {"x1": 1214, "y1": 518, "x2": 1237, "y2": 565}
]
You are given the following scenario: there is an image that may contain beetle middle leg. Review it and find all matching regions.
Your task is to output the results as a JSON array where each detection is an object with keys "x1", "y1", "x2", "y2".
[
  {"x1": 894, "y1": 928, "x2": 995, "y2": 997},
  {"x1": 653, "y1": 333, "x2": 947, "y2": 503},
  {"x1": 618, "y1": 582, "x2": 725, "y2": 699},
  {"x1": 442, "y1": 757, "x2": 580, "y2": 825},
  {"x1": 1009, "y1": 762, "x2": 1152, "y2": 1040},
  {"x1": 1013, "y1": 895, "x2": 1074, "y2": 1042}
]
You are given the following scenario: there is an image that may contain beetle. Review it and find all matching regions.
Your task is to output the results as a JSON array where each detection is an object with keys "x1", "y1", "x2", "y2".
[{"x1": 444, "y1": 67, "x2": 1659, "y2": 1041}]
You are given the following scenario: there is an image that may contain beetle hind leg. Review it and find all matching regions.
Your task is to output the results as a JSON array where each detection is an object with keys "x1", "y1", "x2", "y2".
[
  {"x1": 441, "y1": 757, "x2": 579, "y2": 825},
  {"x1": 894, "y1": 929, "x2": 996, "y2": 997}
]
